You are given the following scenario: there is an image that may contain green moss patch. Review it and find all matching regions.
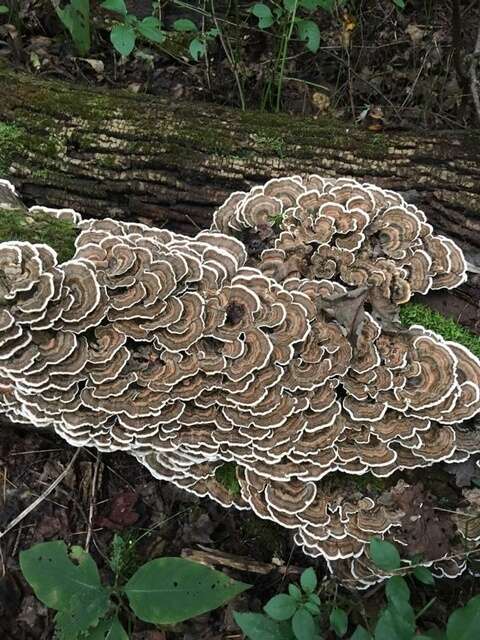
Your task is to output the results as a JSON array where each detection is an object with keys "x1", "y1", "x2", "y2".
[
  {"x1": 215, "y1": 462, "x2": 241, "y2": 497},
  {"x1": 400, "y1": 302, "x2": 480, "y2": 358},
  {"x1": 0, "y1": 209, "x2": 78, "y2": 263}
]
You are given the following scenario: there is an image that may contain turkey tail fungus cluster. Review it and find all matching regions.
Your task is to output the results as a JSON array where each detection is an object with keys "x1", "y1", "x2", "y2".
[{"x1": 1, "y1": 177, "x2": 479, "y2": 586}]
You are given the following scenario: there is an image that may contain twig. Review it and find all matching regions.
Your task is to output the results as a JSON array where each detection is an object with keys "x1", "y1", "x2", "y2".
[
  {"x1": 182, "y1": 545, "x2": 304, "y2": 575},
  {"x1": 85, "y1": 453, "x2": 102, "y2": 552},
  {"x1": 0, "y1": 449, "x2": 80, "y2": 540},
  {"x1": 469, "y1": 19, "x2": 480, "y2": 124}
]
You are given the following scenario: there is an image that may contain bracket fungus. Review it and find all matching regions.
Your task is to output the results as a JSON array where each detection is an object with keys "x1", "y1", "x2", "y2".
[{"x1": 0, "y1": 177, "x2": 479, "y2": 586}]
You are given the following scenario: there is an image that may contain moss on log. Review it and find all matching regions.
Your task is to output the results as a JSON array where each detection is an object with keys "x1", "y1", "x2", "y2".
[{"x1": 0, "y1": 62, "x2": 479, "y2": 327}]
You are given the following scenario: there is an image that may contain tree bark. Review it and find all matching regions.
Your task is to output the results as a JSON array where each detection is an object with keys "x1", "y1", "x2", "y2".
[{"x1": 0, "y1": 64, "x2": 479, "y2": 329}]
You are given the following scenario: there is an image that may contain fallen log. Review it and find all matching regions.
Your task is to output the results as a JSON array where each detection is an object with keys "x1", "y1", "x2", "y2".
[{"x1": 0, "y1": 63, "x2": 479, "y2": 328}]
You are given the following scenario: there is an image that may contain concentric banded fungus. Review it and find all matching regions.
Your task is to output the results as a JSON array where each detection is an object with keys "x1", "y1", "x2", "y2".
[{"x1": 0, "y1": 177, "x2": 478, "y2": 588}]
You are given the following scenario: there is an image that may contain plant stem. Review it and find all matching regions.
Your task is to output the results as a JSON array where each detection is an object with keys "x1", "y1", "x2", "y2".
[
  {"x1": 415, "y1": 597, "x2": 437, "y2": 621},
  {"x1": 275, "y1": 0, "x2": 298, "y2": 112}
]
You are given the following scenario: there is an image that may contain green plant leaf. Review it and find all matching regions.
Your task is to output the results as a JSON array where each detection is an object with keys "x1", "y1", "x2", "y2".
[
  {"x1": 289, "y1": 584, "x2": 303, "y2": 601},
  {"x1": 330, "y1": 607, "x2": 348, "y2": 637},
  {"x1": 308, "y1": 593, "x2": 321, "y2": 605},
  {"x1": 351, "y1": 625, "x2": 373, "y2": 640},
  {"x1": 173, "y1": 18, "x2": 198, "y2": 32},
  {"x1": 303, "y1": 601, "x2": 320, "y2": 616},
  {"x1": 124, "y1": 557, "x2": 250, "y2": 624},
  {"x1": 292, "y1": 608, "x2": 315, "y2": 640},
  {"x1": 264, "y1": 594, "x2": 298, "y2": 621},
  {"x1": 0, "y1": 5, "x2": 9, "y2": 14},
  {"x1": 189, "y1": 37, "x2": 206, "y2": 60},
  {"x1": 374, "y1": 607, "x2": 415, "y2": 640},
  {"x1": 392, "y1": 0, "x2": 405, "y2": 8},
  {"x1": 369, "y1": 538, "x2": 401, "y2": 572},
  {"x1": 299, "y1": 0, "x2": 319, "y2": 10},
  {"x1": 233, "y1": 612, "x2": 293, "y2": 640},
  {"x1": 283, "y1": 0, "x2": 298, "y2": 12},
  {"x1": 385, "y1": 576, "x2": 410, "y2": 605},
  {"x1": 110, "y1": 23, "x2": 136, "y2": 56},
  {"x1": 250, "y1": 3, "x2": 274, "y2": 29},
  {"x1": 300, "y1": 567, "x2": 317, "y2": 593},
  {"x1": 296, "y1": 19, "x2": 320, "y2": 53},
  {"x1": 446, "y1": 595, "x2": 480, "y2": 640},
  {"x1": 56, "y1": 0, "x2": 91, "y2": 56},
  {"x1": 19, "y1": 541, "x2": 110, "y2": 640},
  {"x1": 384, "y1": 576, "x2": 414, "y2": 624},
  {"x1": 137, "y1": 16, "x2": 165, "y2": 43},
  {"x1": 413, "y1": 566, "x2": 435, "y2": 585},
  {"x1": 89, "y1": 616, "x2": 129, "y2": 639},
  {"x1": 100, "y1": 0, "x2": 127, "y2": 15}
]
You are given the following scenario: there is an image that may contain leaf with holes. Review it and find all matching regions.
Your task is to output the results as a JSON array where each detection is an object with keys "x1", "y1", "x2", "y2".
[
  {"x1": 124, "y1": 557, "x2": 250, "y2": 624},
  {"x1": 19, "y1": 541, "x2": 110, "y2": 640}
]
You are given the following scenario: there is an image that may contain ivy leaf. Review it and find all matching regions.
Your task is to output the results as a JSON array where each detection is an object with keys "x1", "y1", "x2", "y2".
[
  {"x1": 264, "y1": 594, "x2": 298, "y2": 621},
  {"x1": 351, "y1": 625, "x2": 373, "y2": 640},
  {"x1": 446, "y1": 595, "x2": 480, "y2": 640},
  {"x1": 100, "y1": 0, "x2": 127, "y2": 16},
  {"x1": 250, "y1": 3, "x2": 274, "y2": 29},
  {"x1": 292, "y1": 608, "x2": 315, "y2": 640},
  {"x1": 0, "y1": 5, "x2": 9, "y2": 14},
  {"x1": 369, "y1": 538, "x2": 401, "y2": 572},
  {"x1": 110, "y1": 23, "x2": 136, "y2": 56},
  {"x1": 413, "y1": 566, "x2": 435, "y2": 585},
  {"x1": 89, "y1": 616, "x2": 129, "y2": 639},
  {"x1": 173, "y1": 18, "x2": 198, "y2": 32},
  {"x1": 189, "y1": 37, "x2": 206, "y2": 61},
  {"x1": 233, "y1": 612, "x2": 293, "y2": 639},
  {"x1": 137, "y1": 17, "x2": 165, "y2": 44},
  {"x1": 296, "y1": 19, "x2": 320, "y2": 53},
  {"x1": 330, "y1": 607, "x2": 348, "y2": 637},
  {"x1": 300, "y1": 567, "x2": 317, "y2": 593},
  {"x1": 124, "y1": 557, "x2": 250, "y2": 624},
  {"x1": 19, "y1": 541, "x2": 110, "y2": 640}
]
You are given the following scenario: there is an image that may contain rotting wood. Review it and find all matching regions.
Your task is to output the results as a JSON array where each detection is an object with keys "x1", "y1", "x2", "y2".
[{"x1": 0, "y1": 64, "x2": 478, "y2": 326}]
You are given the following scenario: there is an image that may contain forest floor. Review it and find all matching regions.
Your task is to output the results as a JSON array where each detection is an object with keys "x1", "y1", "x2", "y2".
[
  {"x1": 1, "y1": 425, "x2": 479, "y2": 640},
  {"x1": 1, "y1": 0, "x2": 479, "y2": 129}
]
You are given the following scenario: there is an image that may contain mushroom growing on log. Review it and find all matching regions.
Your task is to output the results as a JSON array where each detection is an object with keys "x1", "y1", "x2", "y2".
[{"x1": 0, "y1": 177, "x2": 479, "y2": 586}]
